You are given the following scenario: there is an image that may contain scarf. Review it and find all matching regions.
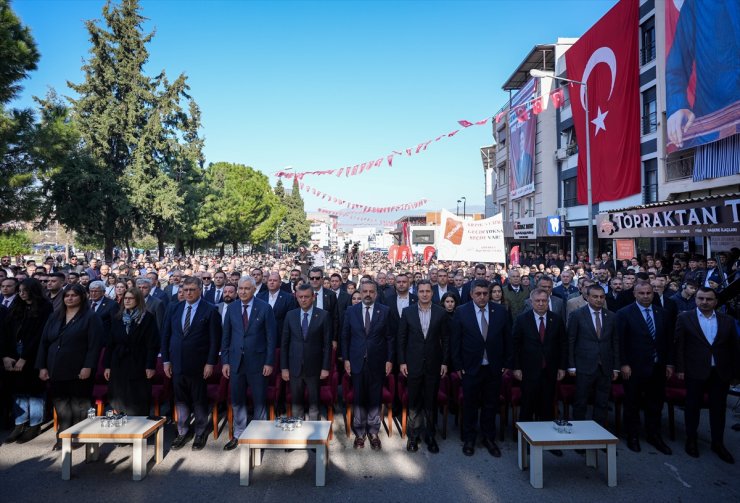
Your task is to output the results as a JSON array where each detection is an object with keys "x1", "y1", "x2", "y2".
[{"x1": 122, "y1": 308, "x2": 141, "y2": 334}]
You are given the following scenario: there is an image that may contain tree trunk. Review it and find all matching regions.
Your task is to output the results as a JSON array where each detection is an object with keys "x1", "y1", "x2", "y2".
[
  {"x1": 189, "y1": 239, "x2": 195, "y2": 256},
  {"x1": 156, "y1": 227, "x2": 166, "y2": 259},
  {"x1": 125, "y1": 235, "x2": 131, "y2": 259},
  {"x1": 219, "y1": 242, "x2": 225, "y2": 257},
  {"x1": 174, "y1": 237, "x2": 184, "y2": 256},
  {"x1": 232, "y1": 241, "x2": 238, "y2": 255},
  {"x1": 104, "y1": 233, "x2": 115, "y2": 263}
]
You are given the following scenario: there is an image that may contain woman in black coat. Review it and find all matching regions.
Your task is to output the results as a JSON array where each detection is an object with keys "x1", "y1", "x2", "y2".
[
  {"x1": 103, "y1": 287, "x2": 159, "y2": 416},
  {"x1": 37, "y1": 283, "x2": 103, "y2": 450},
  {"x1": 1, "y1": 279, "x2": 53, "y2": 443}
]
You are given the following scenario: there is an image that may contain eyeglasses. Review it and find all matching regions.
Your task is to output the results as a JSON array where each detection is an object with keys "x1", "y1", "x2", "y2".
[
  {"x1": 309, "y1": 276, "x2": 322, "y2": 280},
  {"x1": 202, "y1": 277, "x2": 212, "y2": 279}
]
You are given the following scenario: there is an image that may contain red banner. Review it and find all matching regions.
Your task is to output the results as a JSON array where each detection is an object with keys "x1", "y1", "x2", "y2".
[
  {"x1": 388, "y1": 245, "x2": 399, "y2": 265},
  {"x1": 566, "y1": 0, "x2": 641, "y2": 204},
  {"x1": 423, "y1": 246, "x2": 436, "y2": 264},
  {"x1": 398, "y1": 245, "x2": 411, "y2": 263}
]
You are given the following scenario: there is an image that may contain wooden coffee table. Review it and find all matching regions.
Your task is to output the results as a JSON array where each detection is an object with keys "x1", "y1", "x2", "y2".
[
  {"x1": 516, "y1": 420, "x2": 618, "y2": 488},
  {"x1": 238, "y1": 420, "x2": 332, "y2": 486},
  {"x1": 58, "y1": 416, "x2": 166, "y2": 481}
]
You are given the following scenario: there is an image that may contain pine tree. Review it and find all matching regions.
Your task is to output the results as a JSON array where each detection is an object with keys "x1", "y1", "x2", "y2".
[{"x1": 279, "y1": 177, "x2": 311, "y2": 249}]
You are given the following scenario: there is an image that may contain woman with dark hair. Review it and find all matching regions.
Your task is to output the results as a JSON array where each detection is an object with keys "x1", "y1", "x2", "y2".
[
  {"x1": 37, "y1": 283, "x2": 103, "y2": 450},
  {"x1": 440, "y1": 292, "x2": 459, "y2": 318},
  {"x1": 350, "y1": 290, "x2": 362, "y2": 305},
  {"x1": 114, "y1": 280, "x2": 127, "y2": 305},
  {"x1": 104, "y1": 273, "x2": 117, "y2": 299},
  {"x1": 103, "y1": 287, "x2": 160, "y2": 416},
  {"x1": 1, "y1": 279, "x2": 53, "y2": 443},
  {"x1": 490, "y1": 283, "x2": 511, "y2": 312}
]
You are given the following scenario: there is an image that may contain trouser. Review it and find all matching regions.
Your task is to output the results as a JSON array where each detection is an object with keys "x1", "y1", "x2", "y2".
[
  {"x1": 352, "y1": 361, "x2": 383, "y2": 437},
  {"x1": 14, "y1": 394, "x2": 45, "y2": 427},
  {"x1": 407, "y1": 371, "x2": 440, "y2": 439},
  {"x1": 231, "y1": 369, "x2": 267, "y2": 437},
  {"x1": 574, "y1": 367, "x2": 612, "y2": 425},
  {"x1": 461, "y1": 365, "x2": 501, "y2": 443},
  {"x1": 519, "y1": 371, "x2": 557, "y2": 422},
  {"x1": 623, "y1": 364, "x2": 665, "y2": 438},
  {"x1": 685, "y1": 367, "x2": 729, "y2": 445},
  {"x1": 289, "y1": 374, "x2": 320, "y2": 421},
  {"x1": 51, "y1": 379, "x2": 93, "y2": 435},
  {"x1": 173, "y1": 374, "x2": 208, "y2": 436}
]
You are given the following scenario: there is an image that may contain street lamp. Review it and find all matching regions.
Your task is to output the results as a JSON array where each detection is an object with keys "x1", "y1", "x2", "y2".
[
  {"x1": 456, "y1": 199, "x2": 461, "y2": 217},
  {"x1": 460, "y1": 196, "x2": 466, "y2": 219},
  {"x1": 530, "y1": 68, "x2": 594, "y2": 263}
]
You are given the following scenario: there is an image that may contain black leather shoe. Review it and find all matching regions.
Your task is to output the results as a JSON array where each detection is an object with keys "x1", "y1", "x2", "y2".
[
  {"x1": 5, "y1": 424, "x2": 27, "y2": 444},
  {"x1": 711, "y1": 443, "x2": 735, "y2": 464},
  {"x1": 481, "y1": 437, "x2": 501, "y2": 458},
  {"x1": 52, "y1": 440, "x2": 63, "y2": 451},
  {"x1": 627, "y1": 436, "x2": 641, "y2": 453},
  {"x1": 427, "y1": 437, "x2": 440, "y2": 454},
  {"x1": 223, "y1": 438, "x2": 238, "y2": 451},
  {"x1": 647, "y1": 435, "x2": 672, "y2": 455},
  {"x1": 685, "y1": 438, "x2": 699, "y2": 458},
  {"x1": 191, "y1": 433, "x2": 207, "y2": 450},
  {"x1": 353, "y1": 435, "x2": 365, "y2": 449},
  {"x1": 171, "y1": 431, "x2": 193, "y2": 450},
  {"x1": 368, "y1": 433, "x2": 382, "y2": 451},
  {"x1": 406, "y1": 438, "x2": 418, "y2": 452},
  {"x1": 462, "y1": 441, "x2": 475, "y2": 456},
  {"x1": 549, "y1": 449, "x2": 563, "y2": 457},
  {"x1": 16, "y1": 425, "x2": 40, "y2": 444}
]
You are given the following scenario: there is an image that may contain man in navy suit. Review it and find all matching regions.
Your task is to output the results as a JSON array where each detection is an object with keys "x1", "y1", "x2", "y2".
[
  {"x1": 257, "y1": 272, "x2": 297, "y2": 338},
  {"x1": 161, "y1": 276, "x2": 222, "y2": 451},
  {"x1": 308, "y1": 267, "x2": 339, "y2": 349},
  {"x1": 431, "y1": 269, "x2": 459, "y2": 305},
  {"x1": 459, "y1": 264, "x2": 487, "y2": 305},
  {"x1": 203, "y1": 270, "x2": 227, "y2": 305},
  {"x1": 221, "y1": 276, "x2": 277, "y2": 451},
  {"x1": 281, "y1": 284, "x2": 332, "y2": 421},
  {"x1": 146, "y1": 272, "x2": 169, "y2": 307},
  {"x1": 88, "y1": 280, "x2": 119, "y2": 345},
  {"x1": 615, "y1": 280, "x2": 674, "y2": 455},
  {"x1": 341, "y1": 281, "x2": 394, "y2": 451},
  {"x1": 451, "y1": 279, "x2": 512, "y2": 458}
]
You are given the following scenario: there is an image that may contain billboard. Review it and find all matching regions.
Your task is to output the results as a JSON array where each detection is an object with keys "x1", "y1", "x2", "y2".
[
  {"x1": 436, "y1": 209, "x2": 506, "y2": 263},
  {"x1": 508, "y1": 79, "x2": 536, "y2": 200},
  {"x1": 665, "y1": 0, "x2": 740, "y2": 153}
]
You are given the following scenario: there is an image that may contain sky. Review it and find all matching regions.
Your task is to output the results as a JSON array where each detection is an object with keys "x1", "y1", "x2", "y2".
[{"x1": 12, "y1": 0, "x2": 618, "y2": 226}]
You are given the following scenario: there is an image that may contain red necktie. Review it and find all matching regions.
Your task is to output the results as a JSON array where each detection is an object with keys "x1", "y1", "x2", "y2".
[
  {"x1": 242, "y1": 304, "x2": 249, "y2": 331},
  {"x1": 538, "y1": 316, "x2": 545, "y2": 343}
]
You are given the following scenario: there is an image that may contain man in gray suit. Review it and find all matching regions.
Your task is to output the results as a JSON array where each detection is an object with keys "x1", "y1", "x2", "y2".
[
  {"x1": 137, "y1": 278, "x2": 165, "y2": 329},
  {"x1": 566, "y1": 277, "x2": 594, "y2": 321},
  {"x1": 567, "y1": 284, "x2": 620, "y2": 426},
  {"x1": 523, "y1": 276, "x2": 566, "y2": 322}
]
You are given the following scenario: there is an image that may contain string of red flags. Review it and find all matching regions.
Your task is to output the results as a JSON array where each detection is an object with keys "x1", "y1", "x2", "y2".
[
  {"x1": 273, "y1": 87, "x2": 567, "y2": 182},
  {"x1": 296, "y1": 181, "x2": 427, "y2": 213}
]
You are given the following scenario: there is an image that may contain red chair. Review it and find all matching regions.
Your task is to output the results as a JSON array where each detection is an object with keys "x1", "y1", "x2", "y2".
[
  {"x1": 206, "y1": 362, "x2": 228, "y2": 439},
  {"x1": 556, "y1": 374, "x2": 576, "y2": 420},
  {"x1": 150, "y1": 357, "x2": 172, "y2": 418},
  {"x1": 397, "y1": 374, "x2": 450, "y2": 439},
  {"x1": 610, "y1": 379, "x2": 625, "y2": 436},
  {"x1": 342, "y1": 372, "x2": 395, "y2": 437}
]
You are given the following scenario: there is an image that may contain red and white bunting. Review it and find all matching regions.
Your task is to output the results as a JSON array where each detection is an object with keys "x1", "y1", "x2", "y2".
[{"x1": 297, "y1": 183, "x2": 427, "y2": 213}]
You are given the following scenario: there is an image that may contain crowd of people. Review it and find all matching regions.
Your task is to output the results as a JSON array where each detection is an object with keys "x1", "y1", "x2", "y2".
[{"x1": 0, "y1": 247, "x2": 738, "y2": 466}]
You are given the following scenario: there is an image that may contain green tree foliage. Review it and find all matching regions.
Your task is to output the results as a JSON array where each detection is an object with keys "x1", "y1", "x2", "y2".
[
  {"x1": 0, "y1": 0, "x2": 41, "y2": 223},
  {"x1": 194, "y1": 162, "x2": 283, "y2": 254},
  {"x1": 277, "y1": 177, "x2": 311, "y2": 249},
  {"x1": 0, "y1": 230, "x2": 31, "y2": 256}
]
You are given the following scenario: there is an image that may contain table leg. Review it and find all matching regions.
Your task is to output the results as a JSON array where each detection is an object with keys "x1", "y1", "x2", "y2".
[
  {"x1": 132, "y1": 439, "x2": 146, "y2": 481},
  {"x1": 586, "y1": 449, "x2": 597, "y2": 468},
  {"x1": 240, "y1": 444, "x2": 251, "y2": 486},
  {"x1": 85, "y1": 442, "x2": 100, "y2": 463},
  {"x1": 61, "y1": 439, "x2": 72, "y2": 481},
  {"x1": 607, "y1": 444, "x2": 617, "y2": 487},
  {"x1": 529, "y1": 446, "x2": 543, "y2": 489},
  {"x1": 156, "y1": 427, "x2": 163, "y2": 464},
  {"x1": 517, "y1": 430, "x2": 526, "y2": 470},
  {"x1": 254, "y1": 448, "x2": 262, "y2": 466},
  {"x1": 316, "y1": 444, "x2": 327, "y2": 487}
]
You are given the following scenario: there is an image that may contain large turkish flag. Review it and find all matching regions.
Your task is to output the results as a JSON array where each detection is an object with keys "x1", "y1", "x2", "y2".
[{"x1": 566, "y1": 0, "x2": 641, "y2": 204}]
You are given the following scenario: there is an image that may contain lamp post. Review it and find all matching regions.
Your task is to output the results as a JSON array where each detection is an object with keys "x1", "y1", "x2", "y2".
[
  {"x1": 530, "y1": 68, "x2": 593, "y2": 263},
  {"x1": 456, "y1": 199, "x2": 461, "y2": 217},
  {"x1": 460, "y1": 196, "x2": 466, "y2": 219}
]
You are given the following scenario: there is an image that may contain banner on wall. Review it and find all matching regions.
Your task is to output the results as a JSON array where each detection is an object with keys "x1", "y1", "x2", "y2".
[
  {"x1": 665, "y1": 0, "x2": 740, "y2": 153},
  {"x1": 436, "y1": 209, "x2": 506, "y2": 263},
  {"x1": 614, "y1": 239, "x2": 636, "y2": 261},
  {"x1": 508, "y1": 79, "x2": 537, "y2": 200}
]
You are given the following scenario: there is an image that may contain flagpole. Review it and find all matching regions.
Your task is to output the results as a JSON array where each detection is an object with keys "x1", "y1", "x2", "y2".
[{"x1": 529, "y1": 69, "x2": 594, "y2": 263}]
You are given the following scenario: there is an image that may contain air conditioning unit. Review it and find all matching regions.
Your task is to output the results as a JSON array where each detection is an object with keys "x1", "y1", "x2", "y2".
[
  {"x1": 556, "y1": 207, "x2": 568, "y2": 216},
  {"x1": 555, "y1": 148, "x2": 568, "y2": 160}
]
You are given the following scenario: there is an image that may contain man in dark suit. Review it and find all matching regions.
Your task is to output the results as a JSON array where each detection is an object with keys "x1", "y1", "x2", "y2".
[
  {"x1": 605, "y1": 277, "x2": 623, "y2": 313},
  {"x1": 163, "y1": 270, "x2": 184, "y2": 302},
  {"x1": 383, "y1": 273, "x2": 418, "y2": 347},
  {"x1": 137, "y1": 278, "x2": 165, "y2": 329},
  {"x1": 161, "y1": 276, "x2": 221, "y2": 451},
  {"x1": 221, "y1": 276, "x2": 277, "y2": 451},
  {"x1": 451, "y1": 279, "x2": 512, "y2": 458},
  {"x1": 431, "y1": 269, "x2": 459, "y2": 305},
  {"x1": 203, "y1": 270, "x2": 227, "y2": 305},
  {"x1": 330, "y1": 273, "x2": 351, "y2": 358},
  {"x1": 615, "y1": 280, "x2": 674, "y2": 455},
  {"x1": 512, "y1": 288, "x2": 567, "y2": 440},
  {"x1": 281, "y1": 284, "x2": 332, "y2": 421},
  {"x1": 280, "y1": 268, "x2": 302, "y2": 294},
  {"x1": 88, "y1": 280, "x2": 118, "y2": 344},
  {"x1": 398, "y1": 280, "x2": 449, "y2": 453},
  {"x1": 308, "y1": 267, "x2": 339, "y2": 348},
  {"x1": 251, "y1": 267, "x2": 267, "y2": 296},
  {"x1": 257, "y1": 272, "x2": 297, "y2": 339},
  {"x1": 522, "y1": 276, "x2": 567, "y2": 322},
  {"x1": 341, "y1": 281, "x2": 394, "y2": 451},
  {"x1": 676, "y1": 287, "x2": 740, "y2": 464},
  {"x1": 567, "y1": 285, "x2": 620, "y2": 426},
  {"x1": 459, "y1": 264, "x2": 487, "y2": 305},
  {"x1": 145, "y1": 272, "x2": 168, "y2": 305},
  {"x1": 552, "y1": 270, "x2": 578, "y2": 302}
]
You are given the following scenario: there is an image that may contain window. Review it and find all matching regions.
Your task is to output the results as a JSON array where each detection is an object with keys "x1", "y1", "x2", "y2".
[
  {"x1": 497, "y1": 163, "x2": 507, "y2": 186},
  {"x1": 563, "y1": 177, "x2": 577, "y2": 207},
  {"x1": 525, "y1": 197, "x2": 534, "y2": 217},
  {"x1": 497, "y1": 127, "x2": 507, "y2": 151},
  {"x1": 499, "y1": 202, "x2": 507, "y2": 220},
  {"x1": 641, "y1": 17, "x2": 656, "y2": 65},
  {"x1": 642, "y1": 87, "x2": 657, "y2": 134},
  {"x1": 562, "y1": 127, "x2": 578, "y2": 155},
  {"x1": 643, "y1": 158, "x2": 658, "y2": 203},
  {"x1": 513, "y1": 201, "x2": 521, "y2": 219}
]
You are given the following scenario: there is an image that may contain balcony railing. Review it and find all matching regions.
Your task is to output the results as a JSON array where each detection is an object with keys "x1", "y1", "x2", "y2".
[
  {"x1": 563, "y1": 196, "x2": 578, "y2": 208},
  {"x1": 642, "y1": 111, "x2": 657, "y2": 134},
  {"x1": 640, "y1": 44, "x2": 656, "y2": 65},
  {"x1": 643, "y1": 183, "x2": 658, "y2": 204},
  {"x1": 665, "y1": 154, "x2": 694, "y2": 181}
]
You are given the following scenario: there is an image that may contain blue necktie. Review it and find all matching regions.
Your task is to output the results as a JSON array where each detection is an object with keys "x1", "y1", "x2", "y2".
[
  {"x1": 302, "y1": 312, "x2": 309, "y2": 340},
  {"x1": 644, "y1": 307, "x2": 658, "y2": 362}
]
